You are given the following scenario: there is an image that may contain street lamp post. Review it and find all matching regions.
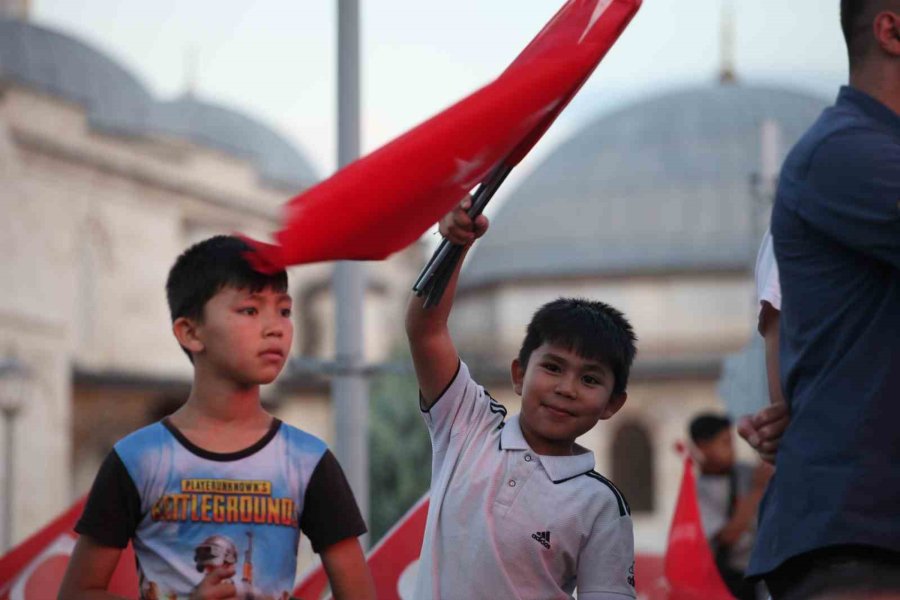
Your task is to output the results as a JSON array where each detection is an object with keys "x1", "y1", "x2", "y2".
[
  {"x1": 333, "y1": 0, "x2": 369, "y2": 539},
  {"x1": 0, "y1": 356, "x2": 29, "y2": 552}
]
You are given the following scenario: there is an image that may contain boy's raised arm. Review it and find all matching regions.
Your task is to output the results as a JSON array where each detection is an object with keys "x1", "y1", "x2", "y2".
[{"x1": 406, "y1": 196, "x2": 488, "y2": 408}]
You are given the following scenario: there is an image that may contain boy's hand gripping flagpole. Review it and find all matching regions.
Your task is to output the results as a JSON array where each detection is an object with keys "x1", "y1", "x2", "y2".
[
  {"x1": 240, "y1": 1, "x2": 642, "y2": 276},
  {"x1": 412, "y1": 163, "x2": 512, "y2": 307}
]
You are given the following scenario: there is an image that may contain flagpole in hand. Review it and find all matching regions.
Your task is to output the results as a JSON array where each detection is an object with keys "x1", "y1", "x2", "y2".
[{"x1": 412, "y1": 163, "x2": 513, "y2": 307}]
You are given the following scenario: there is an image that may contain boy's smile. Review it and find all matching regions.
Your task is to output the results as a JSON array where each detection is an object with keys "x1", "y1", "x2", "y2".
[
  {"x1": 511, "y1": 342, "x2": 626, "y2": 456},
  {"x1": 193, "y1": 286, "x2": 294, "y2": 385}
]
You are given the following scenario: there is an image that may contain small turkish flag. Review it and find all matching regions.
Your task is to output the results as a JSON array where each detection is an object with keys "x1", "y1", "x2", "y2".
[
  {"x1": 663, "y1": 456, "x2": 734, "y2": 600},
  {"x1": 242, "y1": 0, "x2": 642, "y2": 272},
  {"x1": 294, "y1": 495, "x2": 429, "y2": 600}
]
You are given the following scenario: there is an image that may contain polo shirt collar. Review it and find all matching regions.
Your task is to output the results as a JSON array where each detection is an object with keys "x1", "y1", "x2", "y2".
[
  {"x1": 839, "y1": 85, "x2": 900, "y2": 138},
  {"x1": 500, "y1": 415, "x2": 596, "y2": 483}
]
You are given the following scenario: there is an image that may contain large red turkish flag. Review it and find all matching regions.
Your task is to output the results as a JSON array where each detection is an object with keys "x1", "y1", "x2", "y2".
[
  {"x1": 243, "y1": 0, "x2": 642, "y2": 272},
  {"x1": 663, "y1": 456, "x2": 734, "y2": 600},
  {"x1": 0, "y1": 497, "x2": 139, "y2": 600}
]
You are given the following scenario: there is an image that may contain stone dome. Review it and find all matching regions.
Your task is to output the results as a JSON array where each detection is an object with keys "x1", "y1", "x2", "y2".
[
  {"x1": 461, "y1": 84, "x2": 830, "y2": 288},
  {"x1": 0, "y1": 18, "x2": 317, "y2": 190}
]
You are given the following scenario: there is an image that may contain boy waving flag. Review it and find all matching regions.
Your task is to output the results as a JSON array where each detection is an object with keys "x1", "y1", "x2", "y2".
[{"x1": 406, "y1": 199, "x2": 638, "y2": 599}]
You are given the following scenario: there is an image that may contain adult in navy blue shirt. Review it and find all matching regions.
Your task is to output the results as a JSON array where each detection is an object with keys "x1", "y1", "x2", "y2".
[{"x1": 746, "y1": 1, "x2": 900, "y2": 598}]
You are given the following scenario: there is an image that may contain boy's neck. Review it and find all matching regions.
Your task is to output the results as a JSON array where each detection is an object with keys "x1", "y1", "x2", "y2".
[{"x1": 173, "y1": 368, "x2": 269, "y2": 428}]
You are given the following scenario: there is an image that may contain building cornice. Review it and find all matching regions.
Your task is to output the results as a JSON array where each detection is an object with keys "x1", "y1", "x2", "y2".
[{"x1": 11, "y1": 125, "x2": 280, "y2": 221}]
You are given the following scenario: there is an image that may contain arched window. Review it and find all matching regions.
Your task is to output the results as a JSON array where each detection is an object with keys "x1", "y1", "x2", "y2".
[{"x1": 612, "y1": 421, "x2": 655, "y2": 513}]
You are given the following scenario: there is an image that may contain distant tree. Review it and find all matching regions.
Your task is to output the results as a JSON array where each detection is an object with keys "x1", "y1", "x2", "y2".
[{"x1": 368, "y1": 347, "x2": 431, "y2": 542}]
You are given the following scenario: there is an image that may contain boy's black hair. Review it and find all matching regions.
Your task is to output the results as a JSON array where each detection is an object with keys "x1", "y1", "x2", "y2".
[
  {"x1": 689, "y1": 413, "x2": 731, "y2": 444},
  {"x1": 166, "y1": 235, "x2": 288, "y2": 358},
  {"x1": 517, "y1": 298, "x2": 636, "y2": 396}
]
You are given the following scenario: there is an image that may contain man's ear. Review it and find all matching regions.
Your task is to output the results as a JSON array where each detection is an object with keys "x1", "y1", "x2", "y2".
[
  {"x1": 600, "y1": 392, "x2": 627, "y2": 420},
  {"x1": 510, "y1": 358, "x2": 525, "y2": 396},
  {"x1": 172, "y1": 317, "x2": 204, "y2": 356},
  {"x1": 875, "y1": 11, "x2": 900, "y2": 56}
]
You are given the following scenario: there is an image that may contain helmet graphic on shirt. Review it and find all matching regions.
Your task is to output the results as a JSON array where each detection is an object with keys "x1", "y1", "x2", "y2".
[{"x1": 194, "y1": 535, "x2": 238, "y2": 572}]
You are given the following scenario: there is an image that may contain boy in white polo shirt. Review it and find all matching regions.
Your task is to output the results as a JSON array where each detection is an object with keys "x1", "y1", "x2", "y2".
[{"x1": 406, "y1": 198, "x2": 637, "y2": 599}]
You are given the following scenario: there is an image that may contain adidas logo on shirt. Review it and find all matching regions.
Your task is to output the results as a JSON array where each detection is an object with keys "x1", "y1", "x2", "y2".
[{"x1": 531, "y1": 530, "x2": 551, "y2": 549}]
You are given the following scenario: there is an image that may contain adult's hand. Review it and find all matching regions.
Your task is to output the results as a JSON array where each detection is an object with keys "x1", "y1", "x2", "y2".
[{"x1": 738, "y1": 402, "x2": 789, "y2": 464}]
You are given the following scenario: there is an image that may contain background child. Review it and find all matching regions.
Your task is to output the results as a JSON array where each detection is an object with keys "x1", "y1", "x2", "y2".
[
  {"x1": 406, "y1": 198, "x2": 638, "y2": 599},
  {"x1": 690, "y1": 412, "x2": 770, "y2": 600},
  {"x1": 58, "y1": 235, "x2": 374, "y2": 600}
]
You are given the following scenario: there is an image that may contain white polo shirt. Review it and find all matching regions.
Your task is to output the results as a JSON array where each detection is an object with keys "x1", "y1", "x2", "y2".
[
  {"x1": 414, "y1": 361, "x2": 635, "y2": 600},
  {"x1": 755, "y1": 230, "x2": 781, "y2": 312}
]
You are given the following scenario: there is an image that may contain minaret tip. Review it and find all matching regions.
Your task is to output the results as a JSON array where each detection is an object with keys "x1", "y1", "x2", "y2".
[{"x1": 719, "y1": 0, "x2": 738, "y2": 85}]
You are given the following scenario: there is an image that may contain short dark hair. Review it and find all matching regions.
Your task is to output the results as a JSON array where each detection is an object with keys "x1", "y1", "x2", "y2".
[
  {"x1": 517, "y1": 298, "x2": 637, "y2": 396},
  {"x1": 841, "y1": 0, "x2": 899, "y2": 66},
  {"x1": 689, "y1": 413, "x2": 731, "y2": 444},
  {"x1": 166, "y1": 235, "x2": 288, "y2": 357}
]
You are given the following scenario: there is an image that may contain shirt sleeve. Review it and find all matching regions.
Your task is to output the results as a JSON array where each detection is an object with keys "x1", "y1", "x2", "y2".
[
  {"x1": 798, "y1": 128, "x2": 900, "y2": 269},
  {"x1": 695, "y1": 477, "x2": 727, "y2": 540},
  {"x1": 419, "y1": 360, "x2": 507, "y2": 475},
  {"x1": 74, "y1": 449, "x2": 142, "y2": 548},
  {"x1": 755, "y1": 230, "x2": 781, "y2": 312},
  {"x1": 576, "y1": 502, "x2": 636, "y2": 599},
  {"x1": 300, "y1": 449, "x2": 367, "y2": 553}
]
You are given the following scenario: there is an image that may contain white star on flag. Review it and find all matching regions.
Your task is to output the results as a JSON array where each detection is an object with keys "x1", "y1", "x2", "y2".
[{"x1": 578, "y1": 0, "x2": 614, "y2": 44}]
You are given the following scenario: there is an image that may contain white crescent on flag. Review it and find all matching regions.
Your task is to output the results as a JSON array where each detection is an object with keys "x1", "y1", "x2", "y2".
[{"x1": 5, "y1": 535, "x2": 75, "y2": 600}]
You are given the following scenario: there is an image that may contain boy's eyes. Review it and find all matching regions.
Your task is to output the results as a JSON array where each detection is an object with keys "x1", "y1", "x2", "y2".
[
  {"x1": 237, "y1": 306, "x2": 292, "y2": 317},
  {"x1": 541, "y1": 362, "x2": 604, "y2": 385}
]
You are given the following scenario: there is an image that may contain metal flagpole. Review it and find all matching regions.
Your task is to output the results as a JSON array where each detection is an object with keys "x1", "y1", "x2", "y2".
[{"x1": 333, "y1": 0, "x2": 369, "y2": 539}]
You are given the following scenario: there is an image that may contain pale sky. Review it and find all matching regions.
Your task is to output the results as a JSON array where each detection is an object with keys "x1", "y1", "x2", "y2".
[{"x1": 32, "y1": 0, "x2": 849, "y2": 213}]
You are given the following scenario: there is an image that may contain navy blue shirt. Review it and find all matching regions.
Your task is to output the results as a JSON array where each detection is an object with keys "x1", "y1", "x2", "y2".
[{"x1": 749, "y1": 86, "x2": 900, "y2": 576}]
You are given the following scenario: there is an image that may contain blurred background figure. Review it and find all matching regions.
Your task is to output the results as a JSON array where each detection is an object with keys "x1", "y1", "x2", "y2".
[{"x1": 689, "y1": 413, "x2": 771, "y2": 600}]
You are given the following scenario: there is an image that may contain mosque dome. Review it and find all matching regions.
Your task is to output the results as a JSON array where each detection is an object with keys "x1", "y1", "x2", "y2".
[
  {"x1": 461, "y1": 84, "x2": 830, "y2": 289},
  {"x1": 0, "y1": 18, "x2": 317, "y2": 190}
]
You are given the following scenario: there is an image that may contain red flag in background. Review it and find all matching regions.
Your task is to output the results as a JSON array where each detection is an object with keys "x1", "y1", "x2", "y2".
[
  {"x1": 294, "y1": 495, "x2": 429, "y2": 600},
  {"x1": 663, "y1": 456, "x2": 733, "y2": 600},
  {"x1": 0, "y1": 497, "x2": 139, "y2": 600},
  {"x1": 243, "y1": 0, "x2": 642, "y2": 272}
]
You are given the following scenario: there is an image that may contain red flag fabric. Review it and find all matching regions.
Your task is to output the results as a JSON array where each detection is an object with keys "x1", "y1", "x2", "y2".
[
  {"x1": 663, "y1": 456, "x2": 734, "y2": 600},
  {"x1": 243, "y1": 0, "x2": 642, "y2": 272},
  {"x1": 294, "y1": 494, "x2": 429, "y2": 600},
  {"x1": 0, "y1": 497, "x2": 139, "y2": 600}
]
